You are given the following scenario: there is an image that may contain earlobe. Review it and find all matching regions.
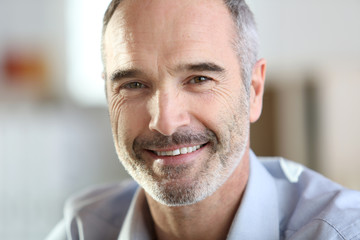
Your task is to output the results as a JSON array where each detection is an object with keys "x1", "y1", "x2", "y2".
[{"x1": 249, "y1": 58, "x2": 266, "y2": 123}]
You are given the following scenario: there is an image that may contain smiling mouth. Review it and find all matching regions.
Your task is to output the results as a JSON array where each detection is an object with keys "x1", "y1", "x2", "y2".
[{"x1": 150, "y1": 144, "x2": 207, "y2": 157}]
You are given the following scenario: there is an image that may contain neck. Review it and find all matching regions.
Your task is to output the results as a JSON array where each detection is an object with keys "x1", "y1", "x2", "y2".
[{"x1": 145, "y1": 150, "x2": 250, "y2": 240}]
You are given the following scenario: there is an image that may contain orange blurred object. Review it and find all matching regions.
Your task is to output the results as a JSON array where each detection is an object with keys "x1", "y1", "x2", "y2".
[
  {"x1": 1, "y1": 46, "x2": 51, "y2": 101},
  {"x1": 3, "y1": 48, "x2": 47, "y2": 85}
]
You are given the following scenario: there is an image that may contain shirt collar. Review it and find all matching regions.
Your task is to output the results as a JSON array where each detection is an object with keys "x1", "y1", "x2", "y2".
[
  {"x1": 119, "y1": 151, "x2": 280, "y2": 240},
  {"x1": 227, "y1": 150, "x2": 280, "y2": 239},
  {"x1": 118, "y1": 188, "x2": 154, "y2": 240}
]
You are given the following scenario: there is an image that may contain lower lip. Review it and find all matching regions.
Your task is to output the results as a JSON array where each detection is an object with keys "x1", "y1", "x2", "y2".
[{"x1": 146, "y1": 144, "x2": 207, "y2": 166}]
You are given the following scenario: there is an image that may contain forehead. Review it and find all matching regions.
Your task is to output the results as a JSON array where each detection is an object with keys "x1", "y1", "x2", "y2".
[{"x1": 104, "y1": 0, "x2": 237, "y2": 72}]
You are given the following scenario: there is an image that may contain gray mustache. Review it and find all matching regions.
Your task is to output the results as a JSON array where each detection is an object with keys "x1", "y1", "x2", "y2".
[{"x1": 133, "y1": 129, "x2": 217, "y2": 150}]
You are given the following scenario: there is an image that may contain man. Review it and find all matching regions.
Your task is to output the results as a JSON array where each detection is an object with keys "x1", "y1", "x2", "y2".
[{"x1": 47, "y1": 0, "x2": 360, "y2": 239}]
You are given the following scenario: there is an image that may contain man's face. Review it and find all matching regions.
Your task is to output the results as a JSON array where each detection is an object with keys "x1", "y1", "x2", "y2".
[{"x1": 104, "y1": 0, "x2": 251, "y2": 206}]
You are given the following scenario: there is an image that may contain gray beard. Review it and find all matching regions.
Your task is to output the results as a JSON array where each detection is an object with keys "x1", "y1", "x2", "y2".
[
  {"x1": 117, "y1": 98, "x2": 249, "y2": 206},
  {"x1": 120, "y1": 123, "x2": 248, "y2": 206}
]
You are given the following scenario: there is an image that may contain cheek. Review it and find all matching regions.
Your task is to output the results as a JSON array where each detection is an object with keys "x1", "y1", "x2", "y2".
[
  {"x1": 195, "y1": 81, "x2": 246, "y2": 121},
  {"x1": 190, "y1": 83, "x2": 248, "y2": 143},
  {"x1": 108, "y1": 94, "x2": 149, "y2": 145}
]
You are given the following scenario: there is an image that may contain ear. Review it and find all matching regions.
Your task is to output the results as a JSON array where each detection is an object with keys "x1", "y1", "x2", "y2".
[{"x1": 249, "y1": 58, "x2": 267, "y2": 123}]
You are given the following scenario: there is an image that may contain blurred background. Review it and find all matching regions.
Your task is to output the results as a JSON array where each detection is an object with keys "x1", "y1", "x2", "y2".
[{"x1": 0, "y1": 0, "x2": 359, "y2": 239}]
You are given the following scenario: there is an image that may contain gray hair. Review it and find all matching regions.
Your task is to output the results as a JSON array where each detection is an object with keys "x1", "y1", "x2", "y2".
[
  {"x1": 224, "y1": 0, "x2": 259, "y2": 94},
  {"x1": 101, "y1": 0, "x2": 259, "y2": 94}
]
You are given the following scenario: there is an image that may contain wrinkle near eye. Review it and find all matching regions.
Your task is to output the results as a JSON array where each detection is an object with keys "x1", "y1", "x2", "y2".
[
  {"x1": 109, "y1": 94, "x2": 127, "y2": 114},
  {"x1": 108, "y1": 94, "x2": 126, "y2": 141},
  {"x1": 207, "y1": 84, "x2": 247, "y2": 114}
]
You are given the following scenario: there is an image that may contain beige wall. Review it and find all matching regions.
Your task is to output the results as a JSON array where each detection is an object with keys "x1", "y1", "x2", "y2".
[{"x1": 250, "y1": 0, "x2": 360, "y2": 190}]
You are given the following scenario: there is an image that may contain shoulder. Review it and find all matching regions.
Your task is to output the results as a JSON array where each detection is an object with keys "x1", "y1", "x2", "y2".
[
  {"x1": 64, "y1": 180, "x2": 138, "y2": 240},
  {"x1": 258, "y1": 157, "x2": 360, "y2": 240}
]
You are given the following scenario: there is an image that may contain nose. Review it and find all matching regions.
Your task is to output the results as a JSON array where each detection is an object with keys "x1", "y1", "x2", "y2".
[{"x1": 148, "y1": 89, "x2": 190, "y2": 136}]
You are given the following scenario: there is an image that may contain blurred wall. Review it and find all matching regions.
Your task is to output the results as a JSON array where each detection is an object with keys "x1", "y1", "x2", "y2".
[
  {"x1": 249, "y1": 0, "x2": 360, "y2": 190},
  {"x1": 0, "y1": 0, "x2": 67, "y2": 101},
  {"x1": 250, "y1": 0, "x2": 360, "y2": 70},
  {"x1": 0, "y1": 105, "x2": 129, "y2": 240},
  {"x1": 0, "y1": 0, "x2": 127, "y2": 239}
]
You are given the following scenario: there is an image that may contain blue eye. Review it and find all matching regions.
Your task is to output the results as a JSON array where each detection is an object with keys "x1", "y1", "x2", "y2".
[
  {"x1": 123, "y1": 82, "x2": 146, "y2": 89},
  {"x1": 189, "y1": 76, "x2": 210, "y2": 84}
]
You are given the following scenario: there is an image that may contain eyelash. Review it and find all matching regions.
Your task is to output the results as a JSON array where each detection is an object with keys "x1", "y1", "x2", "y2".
[
  {"x1": 121, "y1": 81, "x2": 147, "y2": 89},
  {"x1": 118, "y1": 75, "x2": 212, "y2": 91},
  {"x1": 188, "y1": 76, "x2": 212, "y2": 84}
]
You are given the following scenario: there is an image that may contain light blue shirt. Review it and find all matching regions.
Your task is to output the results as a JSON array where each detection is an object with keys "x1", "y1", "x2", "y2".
[{"x1": 46, "y1": 151, "x2": 360, "y2": 240}]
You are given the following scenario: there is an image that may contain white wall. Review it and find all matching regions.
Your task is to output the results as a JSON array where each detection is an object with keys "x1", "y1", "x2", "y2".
[
  {"x1": 0, "y1": 0, "x2": 127, "y2": 239},
  {"x1": 0, "y1": 104, "x2": 129, "y2": 240},
  {"x1": 249, "y1": 0, "x2": 360, "y2": 72}
]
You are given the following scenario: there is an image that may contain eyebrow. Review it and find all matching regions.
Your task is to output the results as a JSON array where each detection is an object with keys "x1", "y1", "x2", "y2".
[
  {"x1": 109, "y1": 62, "x2": 226, "y2": 82},
  {"x1": 109, "y1": 69, "x2": 144, "y2": 82},
  {"x1": 177, "y1": 62, "x2": 226, "y2": 73}
]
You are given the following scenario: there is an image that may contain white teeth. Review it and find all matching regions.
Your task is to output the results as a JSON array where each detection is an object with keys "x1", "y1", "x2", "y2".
[
  {"x1": 180, "y1": 147, "x2": 188, "y2": 154},
  {"x1": 187, "y1": 147, "x2": 193, "y2": 153},
  {"x1": 155, "y1": 145, "x2": 202, "y2": 156},
  {"x1": 173, "y1": 149, "x2": 180, "y2": 156}
]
